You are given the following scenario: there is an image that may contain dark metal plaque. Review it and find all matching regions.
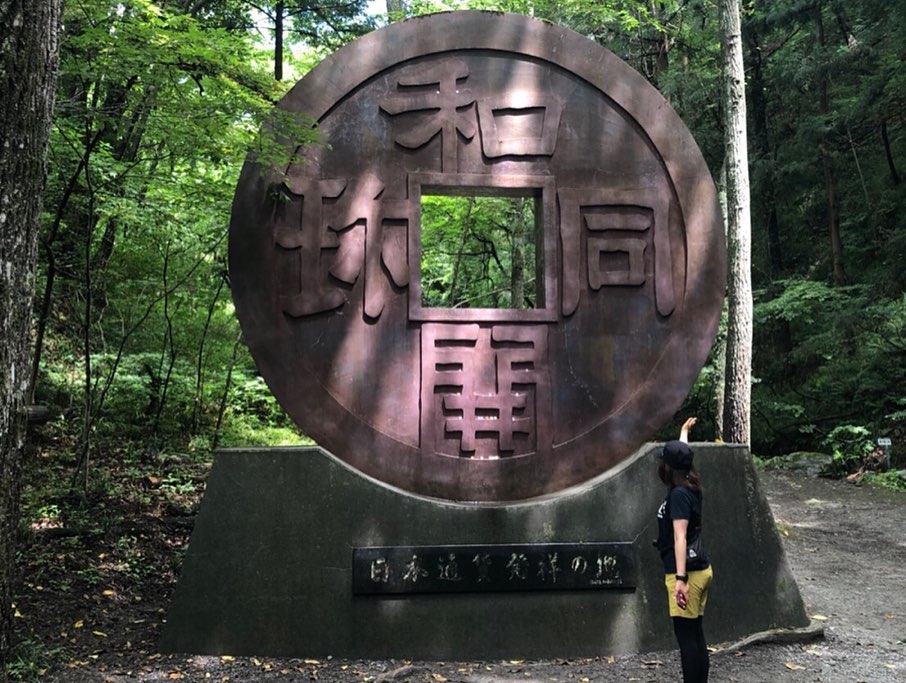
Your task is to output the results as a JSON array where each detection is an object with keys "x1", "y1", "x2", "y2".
[
  {"x1": 353, "y1": 543, "x2": 636, "y2": 595},
  {"x1": 229, "y1": 12, "x2": 726, "y2": 501}
]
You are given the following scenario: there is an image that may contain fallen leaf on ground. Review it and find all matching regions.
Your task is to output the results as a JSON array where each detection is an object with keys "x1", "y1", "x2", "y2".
[
  {"x1": 432, "y1": 674, "x2": 447, "y2": 682},
  {"x1": 810, "y1": 614, "x2": 829, "y2": 621},
  {"x1": 784, "y1": 662, "x2": 806, "y2": 670}
]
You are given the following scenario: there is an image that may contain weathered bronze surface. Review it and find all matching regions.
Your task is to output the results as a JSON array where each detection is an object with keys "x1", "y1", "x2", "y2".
[
  {"x1": 353, "y1": 543, "x2": 636, "y2": 595},
  {"x1": 229, "y1": 11, "x2": 726, "y2": 501}
]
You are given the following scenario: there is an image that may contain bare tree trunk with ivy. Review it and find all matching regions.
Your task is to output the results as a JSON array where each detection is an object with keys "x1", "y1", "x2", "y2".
[
  {"x1": 720, "y1": 0, "x2": 753, "y2": 445},
  {"x1": 0, "y1": 0, "x2": 62, "y2": 670}
]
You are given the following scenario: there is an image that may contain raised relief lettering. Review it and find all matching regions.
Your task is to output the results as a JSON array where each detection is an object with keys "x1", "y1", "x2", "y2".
[
  {"x1": 380, "y1": 60, "x2": 477, "y2": 173},
  {"x1": 233, "y1": 12, "x2": 727, "y2": 503},
  {"x1": 477, "y1": 95, "x2": 562, "y2": 158},
  {"x1": 420, "y1": 324, "x2": 549, "y2": 459},
  {"x1": 276, "y1": 173, "x2": 410, "y2": 319},
  {"x1": 275, "y1": 177, "x2": 348, "y2": 316},
  {"x1": 558, "y1": 188, "x2": 675, "y2": 317}
]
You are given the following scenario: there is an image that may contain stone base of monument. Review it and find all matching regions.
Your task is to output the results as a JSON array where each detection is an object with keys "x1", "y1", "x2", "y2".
[{"x1": 160, "y1": 444, "x2": 808, "y2": 659}]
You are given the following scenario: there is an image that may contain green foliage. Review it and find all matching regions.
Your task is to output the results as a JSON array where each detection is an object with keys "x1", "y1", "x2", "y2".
[
  {"x1": 6, "y1": 638, "x2": 66, "y2": 682},
  {"x1": 27, "y1": 0, "x2": 905, "y2": 486},
  {"x1": 862, "y1": 470, "x2": 906, "y2": 492},
  {"x1": 32, "y1": 0, "x2": 334, "y2": 467},
  {"x1": 420, "y1": 194, "x2": 537, "y2": 309},
  {"x1": 822, "y1": 424, "x2": 874, "y2": 476},
  {"x1": 752, "y1": 280, "x2": 906, "y2": 456},
  {"x1": 281, "y1": 0, "x2": 377, "y2": 49}
]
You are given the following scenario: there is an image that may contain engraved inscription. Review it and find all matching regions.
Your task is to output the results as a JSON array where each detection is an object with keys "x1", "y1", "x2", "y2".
[
  {"x1": 352, "y1": 543, "x2": 636, "y2": 595},
  {"x1": 402, "y1": 554, "x2": 429, "y2": 583}
]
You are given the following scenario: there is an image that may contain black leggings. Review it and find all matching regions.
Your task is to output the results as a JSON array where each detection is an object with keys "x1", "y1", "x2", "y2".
[{"x1": 672, "y1": 616, "x2": 709, "y2": 682}]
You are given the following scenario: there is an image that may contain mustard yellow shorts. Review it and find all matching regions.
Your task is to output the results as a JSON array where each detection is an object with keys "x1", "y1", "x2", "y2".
[{"x1": 665, "y1": 566, "x2": 713, "y2": 618}]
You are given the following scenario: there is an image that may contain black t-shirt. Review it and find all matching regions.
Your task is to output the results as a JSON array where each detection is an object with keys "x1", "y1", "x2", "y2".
[{"x1": 654, "y1": 485, "x2": 710, "y2": 574}]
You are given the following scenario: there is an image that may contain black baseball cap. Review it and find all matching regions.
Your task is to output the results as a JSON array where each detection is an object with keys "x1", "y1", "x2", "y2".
[{"x1": 659, "y1": 440, "x2": 694, "y2": 470}]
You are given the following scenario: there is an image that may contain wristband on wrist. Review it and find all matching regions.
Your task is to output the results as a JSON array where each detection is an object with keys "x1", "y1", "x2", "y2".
[{"x1": 675, "y1": 573, "x2": 688, "y2": 582}]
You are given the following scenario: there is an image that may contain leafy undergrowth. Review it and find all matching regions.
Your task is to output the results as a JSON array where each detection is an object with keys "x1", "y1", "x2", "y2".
[
  {"x1": 13, "y1": 425, "x2": 380, "y2": 683},
  {"x1": 13, "y1": 432, "x2": 209, "y2": 681}
]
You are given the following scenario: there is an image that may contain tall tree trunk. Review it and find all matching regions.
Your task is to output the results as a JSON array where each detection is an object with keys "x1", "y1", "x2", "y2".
[
  {"x1": 713, "y1": 160, "x2": 728, "y2": 443},
  {"x1": 880, "y1": 119, "x2": 901, "y2": 186},
  {"x1": 510, "y1": 199, "x2": 526, "y2": 308},
  {"x1": 748, "y1": 33, "x2": 783, "y2": 277},
  {"x1": 193, "y1": 274, "x2": 225, "y2": 434},
  {"x1": 386, "y1": 0, "x2": 407, "y2": 18},
  {"x1": 815, "y1": 8, "x2": 846, "y2": 286},
  {"x1": 0, "y1": 0, "x2": 62, "y2": 670},
  {"x1": 212, "y1": 331, "x2": 243, "y2": 451},
  {"x1": 75, "y1": 187, "x2": 97, "y2": 491},
  {"x1": 152, "y1": 244, "x2": 178, "y2": 438},
  {"x1": 448, "y1": 197, "x2": 474, "y2": 308},
  {"x1": 719, "y1": 0, "x2": 753, "y2": 445},
  {"x1": 29, "y1": 127, "x2": 105, "y2": 399},
  {"x1": 274, "y1": 0, "x2": 284, "y2": 81}
]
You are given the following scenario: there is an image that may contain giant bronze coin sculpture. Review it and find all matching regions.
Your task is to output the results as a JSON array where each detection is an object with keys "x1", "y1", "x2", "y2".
[{"x1": 229, "y1": 11, "x2": 726, "y2": 501}]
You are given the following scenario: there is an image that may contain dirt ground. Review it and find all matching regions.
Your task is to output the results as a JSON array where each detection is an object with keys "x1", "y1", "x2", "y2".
[{"x1": 16, "y1": 466, "x2": 906, "y2": 682}]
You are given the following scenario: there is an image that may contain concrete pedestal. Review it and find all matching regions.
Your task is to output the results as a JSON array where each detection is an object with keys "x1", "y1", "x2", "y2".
[{"x1": 160, "y1": 444, "x2": 808, "y2": 659}]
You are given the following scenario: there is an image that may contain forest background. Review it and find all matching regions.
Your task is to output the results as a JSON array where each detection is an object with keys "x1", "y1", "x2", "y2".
[{"x1": 10, "y1": 0, "x2": 906, "y2": 675}]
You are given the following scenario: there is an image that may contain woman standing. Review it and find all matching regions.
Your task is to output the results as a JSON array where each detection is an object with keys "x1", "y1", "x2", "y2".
[{"x1": 654, "y1": 417, "x2": 713, "y2": 682}]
